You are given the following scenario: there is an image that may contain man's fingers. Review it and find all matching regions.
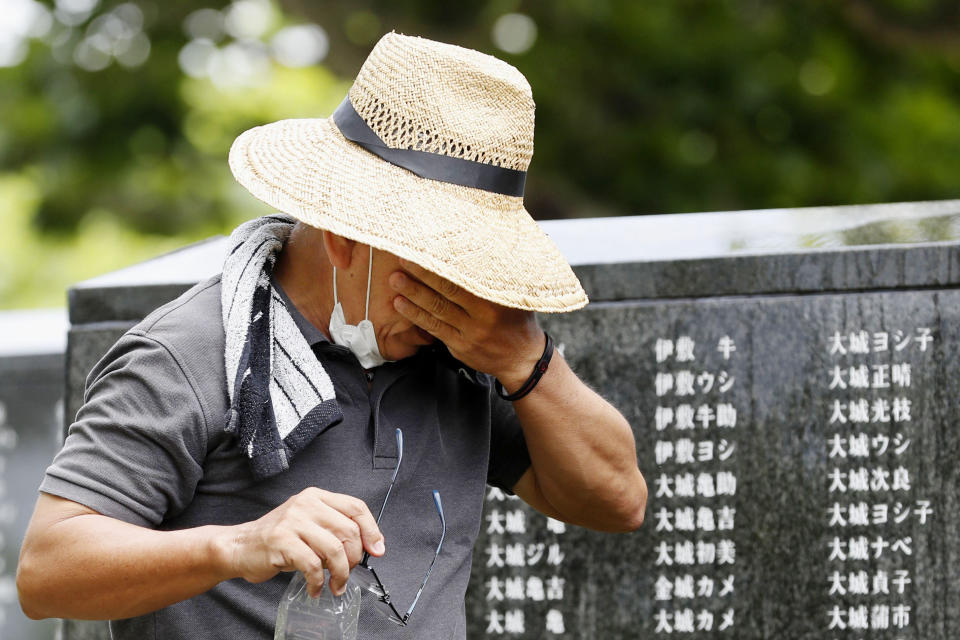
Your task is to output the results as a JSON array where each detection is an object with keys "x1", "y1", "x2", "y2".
[
  {"x1": 284, "y1": 538, "x2": 327, "y2": 597},
  {"x1": 389, "y1": 271, "x2": 469, "y2": 325},
  {"x1": 299, "y1": 526, "x2": 350, "y2": 596},
  {"x1": 397, "y1": 258, "x2": 471, "y2": 307},
  {"x1": 313, "y1": 503, "x2": 364, "y2": 566},
  {"x1": 237, "y1": 490, "x2": 386, "y2": 596},
  {"x1": 319, "y1": 492, "x2": 386, "y2": 557},
  {"x1": 393, "y1": 295, "x2": 461, "y2": 344}
]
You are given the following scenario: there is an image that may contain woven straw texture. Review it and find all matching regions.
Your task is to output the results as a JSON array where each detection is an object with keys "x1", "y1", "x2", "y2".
[{"x1": 229, "y1": 32, "x2": 588, "y2": 313}]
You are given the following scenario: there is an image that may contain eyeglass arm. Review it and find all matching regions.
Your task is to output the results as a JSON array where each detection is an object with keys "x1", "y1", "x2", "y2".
[
  {"x1": 362, "y1": 428, "x2": 404, "y2": 568},
  {"x1": 375, "y1": 428, "x2": 403, "y2": 524},
  {"x1": 404, "y1": 490, "x2": 446, "y2": 618}
]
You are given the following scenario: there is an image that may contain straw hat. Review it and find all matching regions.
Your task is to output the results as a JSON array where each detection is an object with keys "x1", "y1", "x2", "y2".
[{"x1": 228, "y1": 32, "x2": 588, "y2": 312}]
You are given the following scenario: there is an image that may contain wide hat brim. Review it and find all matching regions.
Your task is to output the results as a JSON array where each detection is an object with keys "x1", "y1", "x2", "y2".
[{"x1": 229, "y1": 115, "x2": 588, "y2": 313}]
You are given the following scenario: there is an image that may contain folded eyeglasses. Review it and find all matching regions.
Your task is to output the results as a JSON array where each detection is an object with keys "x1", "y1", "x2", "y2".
[{"x1": 351, "y1": 429, "x2": 446, "y2": 626}]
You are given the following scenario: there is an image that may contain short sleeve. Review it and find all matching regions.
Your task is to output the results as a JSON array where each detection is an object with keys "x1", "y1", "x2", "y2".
[
  {"x1": 486, "y1": 388, "x2": 531, "y2": 493},
  {"x1": 40, "y1": 331, "x2": 208, "y2": 527}
]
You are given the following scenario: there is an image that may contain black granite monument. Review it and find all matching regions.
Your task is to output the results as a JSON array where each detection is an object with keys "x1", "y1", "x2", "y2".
[
  {"x1": 58, "y1": 200, "x2": 960, "y2": 639},
  {"x1": 1, "y1": 310, "x2": 65, "y2": 640}
]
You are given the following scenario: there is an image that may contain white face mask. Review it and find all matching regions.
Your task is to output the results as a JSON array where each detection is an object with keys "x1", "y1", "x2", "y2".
[{"x1": 329, "y1": 246, "x2": 391, "y2": 369}]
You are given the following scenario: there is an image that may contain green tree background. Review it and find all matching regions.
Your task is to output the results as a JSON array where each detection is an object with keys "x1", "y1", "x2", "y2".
[{"x1": 3, "y1": 0, "x2": 960, "y2": 309}]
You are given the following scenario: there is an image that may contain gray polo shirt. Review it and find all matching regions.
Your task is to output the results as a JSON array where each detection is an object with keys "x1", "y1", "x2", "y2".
[{"x1": 40, "y1": 274, "x2": 530, "y2": 639}]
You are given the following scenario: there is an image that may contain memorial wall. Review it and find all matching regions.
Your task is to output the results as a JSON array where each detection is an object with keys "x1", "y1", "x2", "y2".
[
  {"x1": 470, "y1": 290, "x2": 956, "y2": 638},
  {"x1": 55, "y1": 200, "x2": 960, "y2": 638}
]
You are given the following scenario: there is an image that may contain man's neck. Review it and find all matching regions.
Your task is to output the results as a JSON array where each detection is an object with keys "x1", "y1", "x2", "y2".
[{"x1": 272, "y1": 224, "x2": 335, "y2": 341}]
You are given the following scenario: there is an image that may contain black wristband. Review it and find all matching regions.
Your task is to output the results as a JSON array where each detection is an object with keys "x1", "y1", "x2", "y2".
[{"x1": 495, "y1": 332, "x2": 554, "y2": 401}]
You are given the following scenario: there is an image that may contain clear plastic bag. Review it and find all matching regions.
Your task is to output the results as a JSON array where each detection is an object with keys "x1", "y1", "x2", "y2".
[{"x1": 274, "y1": 570, "x2": 362, "y2": 640}]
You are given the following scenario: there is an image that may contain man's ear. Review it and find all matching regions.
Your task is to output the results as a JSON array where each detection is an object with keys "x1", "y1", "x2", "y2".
[{"x1": 322, "y1": 230, "x2": 356, "y2": 270}]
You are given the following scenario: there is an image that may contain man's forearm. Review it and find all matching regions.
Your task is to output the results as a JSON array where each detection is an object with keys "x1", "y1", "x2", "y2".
[
  {"x1": 511, "y1": 354, "x2": 647, "y2": 532},
  {"x1": 383, "y1": 262, "x2": 646, "y2": 529},
  {"x1": 18, "y1": 488, "x2": 385, "y2": 621},
  {"x1": 17, "y1": 494, "x2": 234, "y2": 621}
]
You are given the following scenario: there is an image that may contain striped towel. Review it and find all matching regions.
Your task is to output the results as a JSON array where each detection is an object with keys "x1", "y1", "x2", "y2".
[{"x1": 221, "y1": 214, "x2": 343, "y2": 480}]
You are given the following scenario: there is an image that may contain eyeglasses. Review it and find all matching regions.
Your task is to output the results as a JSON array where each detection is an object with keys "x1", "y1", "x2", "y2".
[{"x1": 352, "y1": 428, "x2": 446, "y2": 626}]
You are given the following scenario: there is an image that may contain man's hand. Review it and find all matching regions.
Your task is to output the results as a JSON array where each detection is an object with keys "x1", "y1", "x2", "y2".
[
  {"x1": 18, "y1": 491, "x2": 385, "y2": 620},
  {"x1": 389, "y1": 259, "x2": 545, "y2": 391},
  {"x1": 390, "y1": 259, "x2": 647, "y2": 534},
  {"x1": 228, "y1": 488, "x2": 384, "y2": 597}
]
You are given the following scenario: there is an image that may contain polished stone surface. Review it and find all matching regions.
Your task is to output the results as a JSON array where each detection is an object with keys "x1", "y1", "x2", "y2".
[
  {"x1": 0, "y1": 346, "x2": 63, "y2": 640},
  {"x1": 465, "y1": 290, "x2": 957, "y2": 638},
  {"x1": 544, "y1": 198, "x2": 960, "y2": 264}
]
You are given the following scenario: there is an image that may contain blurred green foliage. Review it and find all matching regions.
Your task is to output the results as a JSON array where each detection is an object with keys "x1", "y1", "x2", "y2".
[{"x1": 3, "y1": 0, "x2": 960, "y2": 308}]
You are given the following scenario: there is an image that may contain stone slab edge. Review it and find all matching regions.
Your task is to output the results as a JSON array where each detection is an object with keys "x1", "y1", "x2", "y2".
[
  {"x1": 573, "y1": 241, "x2": 960, "y2": 303},
  {"x1": 67, "y1": 241, "x2": 960, "y2": 323},
  {"x1": 68, "y1": 283, "x2": 196, "y2": 325}
]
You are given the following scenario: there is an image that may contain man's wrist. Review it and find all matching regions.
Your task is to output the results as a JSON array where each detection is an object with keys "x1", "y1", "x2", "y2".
[
  {"x1": 495, "y1": 334, "x2": 542, "y2": 391},
  {"x1": 206, "y1": 524, "x2": 242, "y2": 582},
  {"x1": 496, "y1": 331, "x2": 552, "y2": 398}
]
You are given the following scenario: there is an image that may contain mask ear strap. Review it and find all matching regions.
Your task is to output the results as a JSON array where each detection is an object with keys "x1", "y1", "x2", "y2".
[
  {"x1": 364, "y1": 246, "x2": 373, "y2": 322},
  {"x1": 332, "y1": 266, "x2": 339, "y2": 306}
]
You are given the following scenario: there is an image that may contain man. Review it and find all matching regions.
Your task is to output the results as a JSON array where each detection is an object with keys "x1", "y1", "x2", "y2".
[{"x1": 17, "y1": 33, "x2": 646, "y2": 639}]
